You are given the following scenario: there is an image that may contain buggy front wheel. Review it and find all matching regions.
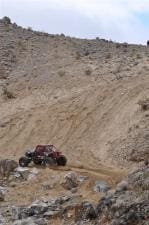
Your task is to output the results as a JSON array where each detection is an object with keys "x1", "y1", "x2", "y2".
[
  {"x1": 19, "y1": 157, "x2": 31, "y2": 167},
  {"x1": 57, "y1": 155, "x2": 67, "y2": 166}
]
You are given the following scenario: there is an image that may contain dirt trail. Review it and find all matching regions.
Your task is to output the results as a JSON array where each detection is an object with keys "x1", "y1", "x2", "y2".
[{"x1": 2, "y1": 163, "x2": 126, "y2": 206}]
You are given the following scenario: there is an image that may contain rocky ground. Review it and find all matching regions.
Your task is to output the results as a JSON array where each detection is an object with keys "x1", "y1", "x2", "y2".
[
  {"x1": 0, "y1": 17, "x2": 149, "y2": 224},
  {"x1": 0, "y1": 161, "x2": 148, "y2": 225}
]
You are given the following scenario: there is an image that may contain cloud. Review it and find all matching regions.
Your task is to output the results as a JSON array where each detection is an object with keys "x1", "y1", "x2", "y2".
[{"x1": 0, "y1": 0, "x2": 149, "y2": 43}]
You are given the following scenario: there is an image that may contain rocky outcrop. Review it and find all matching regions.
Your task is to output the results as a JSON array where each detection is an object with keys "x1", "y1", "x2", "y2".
[
  {"x1": 96, "y1": 166, "x2": 149, "y2": 225},
  {"x1": 0, "y1": 166, "x2": 148, "y2": 225}
]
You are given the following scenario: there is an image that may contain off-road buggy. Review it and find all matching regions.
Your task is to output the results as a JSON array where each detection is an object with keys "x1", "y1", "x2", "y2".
[{"x1": 19, "y1": 145, "x2": 67, "y2": 167}]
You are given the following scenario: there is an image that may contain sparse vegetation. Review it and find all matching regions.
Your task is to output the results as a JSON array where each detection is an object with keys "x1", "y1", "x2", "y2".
[
  {"x1": 60, "y1": 33, "x2": 65, "y2": 37},
  {"x1": 85, "y1": 68, "x2": 92, "y2": 76},
  {"x1": 2, "y1": 16, "x2": 11, "y2": 24},
  {"x1": 58, "y1": 70, "x2": 65, "y2": 77},
  {"x1": 138, "y1": 98, "x2": 149, "y2": 111},
  {"x1": 116, "y1": 43, "x2": 121, "y2": 48},
  {"x1": 3, "y1": 87, "x2": 15, "y2": 99},
  {"x1": 136, "y1": 53, "x2": 142, "y2": 59},
  {"x1": 122, "y1": 42, "x2": 128, "y2": 48},
  {"x1": 105, "y1": 53, "x2": 111, "y2": 59},
  {"x1": 27, "y1": 26, "x2": 33, "y2": 31},
  {"x1": 75, "y1": 51, "x2": 81, "y2": 60}
]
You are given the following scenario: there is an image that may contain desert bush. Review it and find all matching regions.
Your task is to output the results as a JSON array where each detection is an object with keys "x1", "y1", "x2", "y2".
[
  {"x1": 60, "y1": 33, "x2": 65, "y2": 37},
  {"x1": 105, "y1": 53, "x2": 111, "y2": 59},
  {"x1": 85, "y1": 68, "x2": 92, "y2": 76},
  {"x1": 84, "y1": 50, "x2": 89, "y2": 56},
  {"x1": 27, "y1": 26, "x2": 33, "y2": 31},
  {"x1": 2, "y1": 16, "x2": 11, "y2": 24},
  {"x1": 17, "y1": 40, "x2": 25, "y2": 49},
  {"x1": 122, "y1": 42, "x2": 128, "y2": 48},
  {"x1": 136, "y1": 54, "x2": 142, "y2": 59},
  {"x1": 58, "y1": 70, "x2": 65, "y2": 77},
  {"x1": 3, "y1": 87, "x2": 15, "y2": 99},
  {"x1": 76, "y1": 51, "x2": 81, "y2": 60},
  {"x1": 116, "y1": 43, "x2": 121, "y2": 48},
  {"x1": 138, "y1": 98, "x2": 149, "y2": 111}
]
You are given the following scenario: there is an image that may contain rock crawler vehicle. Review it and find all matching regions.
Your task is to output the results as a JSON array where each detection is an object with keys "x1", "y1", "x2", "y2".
[{"x1": 19, "y1": 145, "x2": 67, "y2": 167}]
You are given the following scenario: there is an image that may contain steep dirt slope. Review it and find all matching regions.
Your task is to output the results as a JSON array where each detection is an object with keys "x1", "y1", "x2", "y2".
[{"x1": 0, "y1": 18, "x2": 149, "y2": 170}]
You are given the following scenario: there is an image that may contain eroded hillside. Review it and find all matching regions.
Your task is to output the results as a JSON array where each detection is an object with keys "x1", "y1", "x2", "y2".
[{"x1": 0, "y1": 17, "x2": 149, "y2": 169}]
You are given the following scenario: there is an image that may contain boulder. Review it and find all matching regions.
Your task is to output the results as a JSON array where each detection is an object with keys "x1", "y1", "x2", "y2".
[
  {"x1": 0, "y1": 214, "x2": 6, "y2": 224},
  {"x1": 30, "y1": 201, "x2": 48, "y2": 215},
  {"x1": 96, "y1": 167, "x2": 149, "y2": 225},
  {"x1": 75, "y1": 201, "x2": 97, "y2": 221},
  {"x1": 0, "y1": 159, "x2": 18, "y2": 177},
  {"x1": 78, "y1": 175, "x2": 88, "y2": 183},
  {"x1": 14, "y1": 167, "x2": 30, "y2": 180},
  {"x1": 116, "y1": 180, "x2": 129, "y2": 192},
  {"x1": 27, "y1": 168, "x2": 39, "y2": 180},
  {"x1": 14, "y1": 167, "x2": 38, "y2": 180},
  {"x1": 0, "y1": 186, "x2": 6, "y2": 201},
  {"x1": 63, "y1": 172, "x2": 79, "y2": 190},
  {"x1": 94, "y1": 180, "x2": 110, "y2": 193},
  {"x1": 12, "y1": 217, "x2": 47, "y2": 225}
]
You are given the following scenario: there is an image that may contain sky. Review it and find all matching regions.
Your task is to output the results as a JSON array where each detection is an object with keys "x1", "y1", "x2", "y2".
[{"x1": 0, "y1": 0, "x2": 149, "y2": 44}]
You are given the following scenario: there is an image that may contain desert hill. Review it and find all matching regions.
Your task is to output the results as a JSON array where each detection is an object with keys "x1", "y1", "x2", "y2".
[
  {"x1": 0, "y1": 17, "x2": 149, "y2": 170},
  {"x1": 0, "y1": 17, "x2": 149, "y2": 225}
]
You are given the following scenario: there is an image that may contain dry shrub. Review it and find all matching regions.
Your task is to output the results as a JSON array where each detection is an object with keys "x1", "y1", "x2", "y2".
[
  {"x1": 85, "y1": 68, "x2": 92, "y2": 76},
  {"x1": 27, "y1": 26, "x2": 33, "y2": 31},
  {"x1": 76, "y1": 52, "x2": 81, "y2": 60},
  {"x1": 136, "y1": 54, "x2": 142, "y2": 59},
  {"x1": 138, "y1": 98, "x2": 149, "y2": 111},
  {"x1": 2, "y1": 16, "x2": 11, "y2": 24},
  {"x1": 3, "y1": 87, "x2": 15, "y2": 99},
  {"x1": 105, "y1": 53, "x2": 111, "y2": 59},
  {"x1": 116, "y1": 43, "x2": 121, "y2": 48},
  {"x1": 58, "y1": 70, "x2": 65, "y2": 77}
]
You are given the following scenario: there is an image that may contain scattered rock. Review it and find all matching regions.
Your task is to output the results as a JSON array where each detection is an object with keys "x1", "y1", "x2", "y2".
[
  {"x1": 75, "y1": 201, "x2": 97, "y2": 221},
  {"x1": 116, "y1": 180, "x2": 129, "y2": 192},
  {"x1": 0, "y1": 159, "x2": 18, "y2": 177},
  {"x1": 27, "y1": 168, "x2": 39, "y2": 180},
  {"x1": 14, "y1": 167, "x2": 31, "y2": 180},
  {"x1": 12, "y1": 217, "x2": 48, "y2": 225},
  {"x1": 14, "y1": 167, "x2": 39, "y2": 180},
  {"x1": 0, "y1": 186, "x2": 6, "y2": 201},
  {"x1": 10, "y1": 195, "x2": 82, "y2": 222},
  {"x1": 94, "y1": 180, "x2": 110, "y2": 193},
  {"x1": 71, "y1": 187, "x2": 78, "y2": 193},
  {"x1": 63, "y1": 172, "x2": 79, "y2": 190},
  {"x1": 40, "y1": 181, "x2": 55, "y2": 190},
  {"x1": 30, "y1": 201, "x2": 48, "y2": 215},
  {"x1": 78, "y1": 175, "x2": 88, "y2": 183},
  {"x1": 0, "y1": 214, "x2": 6, "y2": 224},
  {"x1": 96, "y1": 167, "x2": 149, "y2": 225}
]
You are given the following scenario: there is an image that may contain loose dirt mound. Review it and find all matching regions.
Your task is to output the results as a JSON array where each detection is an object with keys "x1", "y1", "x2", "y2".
[{"x1": 0, "y1": 18, "x2": 149, "y2": 170}]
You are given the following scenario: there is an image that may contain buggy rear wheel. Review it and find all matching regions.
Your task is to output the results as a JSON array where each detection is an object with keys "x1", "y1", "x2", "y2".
[
  {"x1": 19, "y1": 157, "x2": 31, "y2": 167},
  {"x1": 57, "y1": 155, "x2": 67, "y2": 166}
]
